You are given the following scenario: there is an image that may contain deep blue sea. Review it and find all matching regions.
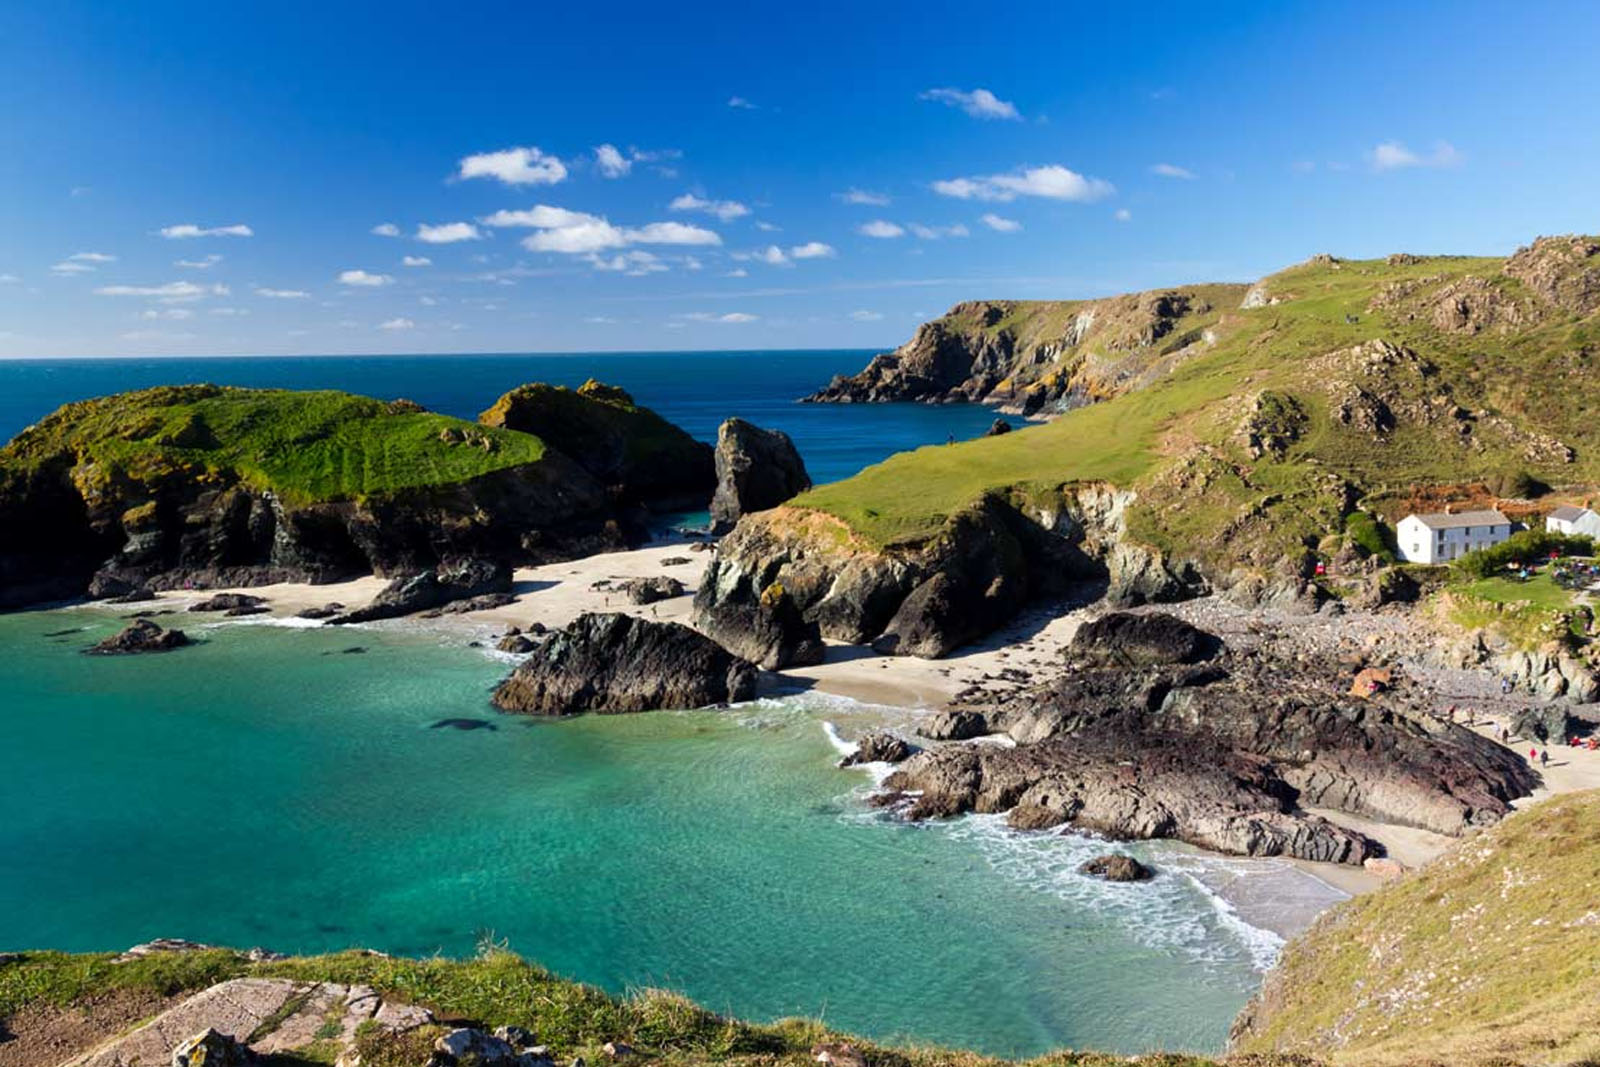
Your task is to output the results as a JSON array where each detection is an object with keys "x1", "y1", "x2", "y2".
[{"x1": 0, "y1": 352, "x2": 1341, "y2": 1057}]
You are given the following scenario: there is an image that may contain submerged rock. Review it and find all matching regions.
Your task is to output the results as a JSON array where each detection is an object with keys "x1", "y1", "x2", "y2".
[
  {"x1": 491, "y1": 612, "x2": 757, "y2": 715},
  {"x1": 331, "y1": 558, "x2": 512, "y2": 624},
  {"x1": 430, "y1": 718, "x2": 497, "y2": 731},
  {"x1": 1079, "y1": 854, "x2": 1154, "y2": 882},
  {"x1": 85, "y1": 618, "x2": 189, "y2": 655},
  {"x1": 709, "y1": 418, "x2": 812, "y2": 533}
]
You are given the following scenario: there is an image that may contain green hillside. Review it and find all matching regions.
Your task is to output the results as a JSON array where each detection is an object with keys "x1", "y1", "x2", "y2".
[
  {"x1": 798, "y1": 239, "x2": 1600, "y2": 575},
  {"x1": 1, "y1": 384, "x2": 549, "y2": 507}
]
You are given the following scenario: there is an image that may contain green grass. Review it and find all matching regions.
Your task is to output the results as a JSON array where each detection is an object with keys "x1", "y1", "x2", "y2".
[
  {"x1": 1, "y1": 385, "x2": 549, "y2": 507},
  {"x1": 1233, "y1": 790, "x2": 1600, "y2": 1067},
  {"x1": 797, "y1": 247, "x2": 1600, "y2": 567},
  {"x1": 1460, "y1": 572, "x2": 1581, "y2": 611},
  {"x1": 0, "y1": 946, "x2": 1235, "y2": 1067}
]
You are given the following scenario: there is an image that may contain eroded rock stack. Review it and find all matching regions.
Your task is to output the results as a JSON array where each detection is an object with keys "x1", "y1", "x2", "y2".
[{"x1": 709, "y1": 418, "x2": 812, "y2": 533}]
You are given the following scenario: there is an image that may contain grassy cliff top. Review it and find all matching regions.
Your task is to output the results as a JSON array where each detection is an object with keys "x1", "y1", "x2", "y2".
[
  {"x1": 1233, "y1": 789, "x2": 1600, "y2": 1066},
  {"x1": 1, "y1": 384, "x2": 549, "y2": 506},
  {"x1": 797, "y1": 241, "x2": 1600, "y2": 570}
]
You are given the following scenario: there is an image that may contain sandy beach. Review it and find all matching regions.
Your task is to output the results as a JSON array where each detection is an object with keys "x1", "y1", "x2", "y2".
[{"x1": 124, "y1": 537, "x2": 1600, "y2": 900}]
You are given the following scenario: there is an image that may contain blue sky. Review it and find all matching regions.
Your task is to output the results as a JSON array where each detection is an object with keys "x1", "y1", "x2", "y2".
[{"x1": 2, "y1": 0, "x2": 1598, "y2": 358}]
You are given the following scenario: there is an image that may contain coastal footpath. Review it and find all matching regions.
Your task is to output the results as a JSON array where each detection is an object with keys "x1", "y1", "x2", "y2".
[{"x1": 3, "y1": 790, "x2": 1595, "y2": 1067}]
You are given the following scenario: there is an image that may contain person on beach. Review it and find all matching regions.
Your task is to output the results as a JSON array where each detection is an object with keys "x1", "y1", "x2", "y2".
[{"x1": 1540, "y1": 749, "x2": 1549, "y2": 768}]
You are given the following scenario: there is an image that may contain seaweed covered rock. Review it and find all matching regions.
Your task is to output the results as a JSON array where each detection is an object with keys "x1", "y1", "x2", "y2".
[
  {"x1": 709, "y1": 418, "x2": 811, "y2": 533},
  {"x1": 479, "y1": 379, "x2": 714, "y2": 507},
  {"x1": 491, "y1": 613, "x2": 757, "y2": 715}
]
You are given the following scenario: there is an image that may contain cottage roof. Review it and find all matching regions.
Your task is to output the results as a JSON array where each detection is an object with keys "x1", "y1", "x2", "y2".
[
  {"x1": 1408, "y1": 509, "x2": 1509, "y2": 530},
  {"x1": 1549, "y1": 505, "x2": 1591, "y2": 523}
]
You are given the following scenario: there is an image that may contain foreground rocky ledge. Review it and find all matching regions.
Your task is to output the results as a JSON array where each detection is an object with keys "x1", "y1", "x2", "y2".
[{"x1": 876, "y1": 612, "x2": 1537, "y2": 863}]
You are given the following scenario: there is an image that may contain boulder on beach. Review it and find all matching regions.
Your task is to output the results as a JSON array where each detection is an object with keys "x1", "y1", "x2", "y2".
[
  {"x1": 331, "y1": 558, "x2": 511, "y2": 624},
  {"x1": 188, "y1": 592, "x2": 268, "y2": 614},
  {"x1": 491, "y1": 612, "x2": 757, "y2": 715},
  {"x1": 496, "y1": 632, "x2": 536, "y2": 654},
  {"x1": 85, "y1": 618, "x2": 189, "y2": 655},
  {"x1": 617, "y1": 575, "x2": 685, "y2": 604},
  {"x1": 1068, "y1": 611, "x2": 1222, "y2": 668},
  {"x1": 295, "y1": 602, "x2": 345, "y2": 620},
  {"x1": 709, "y1": 418, "x2": 811, "y2": 533},
  {"x1": 1079, "y1": 854, "x2": 1154, "y2": 882}
]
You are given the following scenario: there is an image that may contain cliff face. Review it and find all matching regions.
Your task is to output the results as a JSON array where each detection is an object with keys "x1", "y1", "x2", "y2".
[
  {"x1": 803, "y1": 286, "x2": 1246, "y2": 414},
  {"x1": 1232, "y1": 789, "x2": 1600, "y2": 1067},
  {"x1": 0, "y1": 382, "x2": 704, "y2": 609}
]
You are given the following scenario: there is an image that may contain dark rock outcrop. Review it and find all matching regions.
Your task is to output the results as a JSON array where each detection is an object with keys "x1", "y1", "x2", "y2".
[
  {"x1": 917, "y1": 708, "x2": 989, "y2": 741},
  {"x1": 1080, "y1": 854, "x2": 1154, "y2": 882},
  {"x1": 709, "y1": 418, "x2": 811, "y2": 533},
  {"x1": 1068, "y1": 611, "x2": 1222, "y2": 668},
  {"x1": 491, "y1": 613, "x2": 757, "y2": 715},
  {"x1": 331, "y1": 558, "x2": 511, "y2": 624},
  {"x1": 840, "y1": 731, "x2": 915, "y2": 767},
  {"x1": 188, "y1": 593, "x2": 268, "y2": 614},
  {"x1": 881, "y1": 623, "x2": 1538, "y2": 862},
  {"x1": 693, "y1": 578, "x2": 824, "y2": 670},
  {"x1": 1512, "y1": 704, "x2": 1570, "y2": 744},
  {"x1": 295, "y1": 602, "x2": 344, "y2": 620},
  {"x1": 984, "y1": 418, "x2": 1013, "y2": 437},
  {"x1": 479, "y1": 379, "x2": 714, "y2": 507},
  {"x1": 85, "y1": 618, "x2": 189, "y2": 654},
  {"x1": 617, "y1": 575, "x2": 685, "y2": 604},
  {"x1": 496, "y1": 633, "x2": 536, "y2": 654}
]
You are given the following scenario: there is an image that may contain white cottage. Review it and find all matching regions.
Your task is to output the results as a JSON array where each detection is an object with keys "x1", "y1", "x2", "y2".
[
  {"x1": 1545, "y1": 505, "x2": 1600, "y2": 538},
  {"x1": 1396, "y1": 509, "x2": 1513, "y2": 564}
]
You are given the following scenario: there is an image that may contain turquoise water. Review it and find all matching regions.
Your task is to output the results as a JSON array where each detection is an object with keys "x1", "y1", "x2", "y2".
[{"x1": 0, "y1": 608, "x2": 1331, "y2": 1057}]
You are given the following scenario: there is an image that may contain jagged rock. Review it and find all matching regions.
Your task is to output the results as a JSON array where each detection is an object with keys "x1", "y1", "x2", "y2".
[
  {"x1": 1068, "y1": 611, "x2": 1221, "y2": 667},
  {"x1": 296, "y1": 602, "x2": 345, "y2": 620},
  {"x1": 840, "y1": 731, "x2": 915, "y2": 767},
  {"x1": 709, "y1": 418, "x2": 811, "y2": 533},
  {"x1": 491, "y1": 613, "x2": 757, "y2": 715},
  {"x1": 917, "y1": 708, "x2": 988, "y2": 741},
  {"x1": 602, "y1": 1041, "x2": 635, "y2": 1060},
  {"x1": 85, "y1": 618, "x2": 188, "y2": 654},
  {"x1": 331, "y1": 558, "x2": 512, "y2": 624},
  {"x1": 172, "y1": 1028, "x2": 255, "y2": 1066},
  {"x1": 660, "y1": 555, "x2": 691, "y2": 566},
  {"x1": 811, "y1": 1042, "x2": 867, "y2": 1067},
  {"x1": 188, "y1": 592, "x2": 268, "y2": 613},
  {"x1": 497, "y1": 633, "x2": 536, "y2": 654},
  {"x1": 106, "y1": 586, "x2": 159, "y2": 603},
  {"x1": 1512, "y1": 704, "x2": 1571, "y2": 744},
  {"x1": 694, "y1": 578, "x2": 824, "y2": 670},
  {"x1": 617, "y1": 575, "x2": 685, "y2": 604},
  {"x1": 1079, "y1": 854, "x2": 1154, "y2": 882},
  {"x1": 479, "y1": 379, "x2": 714, "y2": 506},
  {"x1": 984, "y1": 418, "x2": 1013, "y2": 437},
  {"x1": 431, "y1": 1027, "x2": 554, "y2": 1066}
]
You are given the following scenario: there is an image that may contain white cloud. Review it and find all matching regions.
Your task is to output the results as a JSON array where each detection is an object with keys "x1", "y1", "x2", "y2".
[
  {"x1": 256, "y1": 287, "x2": 309, "y2": 298},
  {"x1": 50, "y1": 261, "x2": 95, "y2": 275},
  {"x1": 457, "y1": 146, "x2": 567, "y2": 186},
  {"x1": 732, "y1": 245, "x2": 789, "y2": 266},
  {"x1": 838, "y1": 188, "x2": 891, "y2": 206},
  {"x1": 416, "y1": 221, "x2": 482, "y2": 244},
  {"x1": 338, "y1": 269, "x2": 393, "y2": 287},
  {"x1": 371, "y1": 222, "x2": 401, "y2": 237},
  {"x1": 402, "y1": 255, "x2": 432, "y2": 267},
  {"x1": 175, "y1": 254, "x2": 223, "y2": 269},
  {"x1": 919, "y1": 87, "x2": 1020, "y2": 120},
  {"x1": 1371, "y1": 140, "x2": 1462, "y2": 171},
  {"x1": 485, "y1": 205, "x2": 719, "y2": 254},
  {"x1": 594, "y1": 143, "x2": 630, "y2": 178},
  {"x1": 981, "y1": 213, "x2": 1022, "y2": 233},
  {"x1": 121, "y1": 329, "x2": 196, "y2": 342},
  {"x1": 681, "y1": 311, "x2": 758, "y2": 323},
  {"x1": 933, "y1": 164, "x2": 1114, "y2": 203},
  {"x1": 858, "y1": 219, "x2": 906, "y2": 238},
  {"x1": 209, "y1": 307, "x2": 248, "y2": 316},
  {"x1": 378, "y1": 317, "x2": 415, "y2": 331},
  {"x1": 849, "y1": 309, "x2": 884, "y2": 322},
  {"x1": 70, "y1": 251, "x2": 116, "y2": 263},
  {"x1": 0, "y1": 273, "x2": 19, "y2": 283},
  {"x1": 1114, "y1": 208, "x2": 1132, "y2": 222},
  {"x1": 790, "y1": 241, "x2": 836, "y2": 259},
  {"x1": 1150, "y1": 163, "x2": 1196, "y2": 179},
  {"x1": 907, "y1": 222, "x2": 968, "y2": 239},
  {"x1": 159, "y1": 223, "x2": 253, "y2": 239},
  {"x1": 589, "y1": 250, "x2": 668, "y2": 275},
  {"x1": 139, "y1": 307, "x2": 194, "y2": 321},
  {"x1": 95, "y1": 281, "x2": 228, "y2": 303},
  {"x1": 754, "y1": 220, "x2": 779, "y2": 232},
  {"x1": 725, "y1": 268, "x2": 748, "y2": 278},
  {"x1": 585, "y1": 316, "x2": 617, "y2": 324},
  {"x1": 727, "y1": 96, "x2": 758, "y2": 110},
  {"x1": 670, "y1": 193, "x2": 750, "y2": 221}
]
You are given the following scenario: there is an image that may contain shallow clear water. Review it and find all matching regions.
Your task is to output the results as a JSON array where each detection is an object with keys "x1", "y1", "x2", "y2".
[{"x1": 0, "y1": 609, "x2": 1341, "y2": 1057}]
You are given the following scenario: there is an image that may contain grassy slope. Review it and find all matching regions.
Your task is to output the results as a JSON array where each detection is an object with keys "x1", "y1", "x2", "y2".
[
  {"x1": 1234, "y1": 790, "x2": 1600, "y2": 1067},
  {"x1": 0, "y1": 948, "x2": 1230, "y2": 1067},
  {"x1": 1, "y1": 385, "x2": 548, "y2": 507},
  {"x1": 797, "y1": 250, "x2": 1600, "y2": 567}
]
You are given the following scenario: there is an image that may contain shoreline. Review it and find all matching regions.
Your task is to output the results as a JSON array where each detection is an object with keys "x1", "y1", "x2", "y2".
[{"x1": 87, "y1": 539, "x2": 1600, "y2": 906}]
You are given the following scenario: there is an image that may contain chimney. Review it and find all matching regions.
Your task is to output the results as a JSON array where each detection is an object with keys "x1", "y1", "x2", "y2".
[{"x1": 1444, "y1": 503, "x2": 1455, "y2": 514}]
